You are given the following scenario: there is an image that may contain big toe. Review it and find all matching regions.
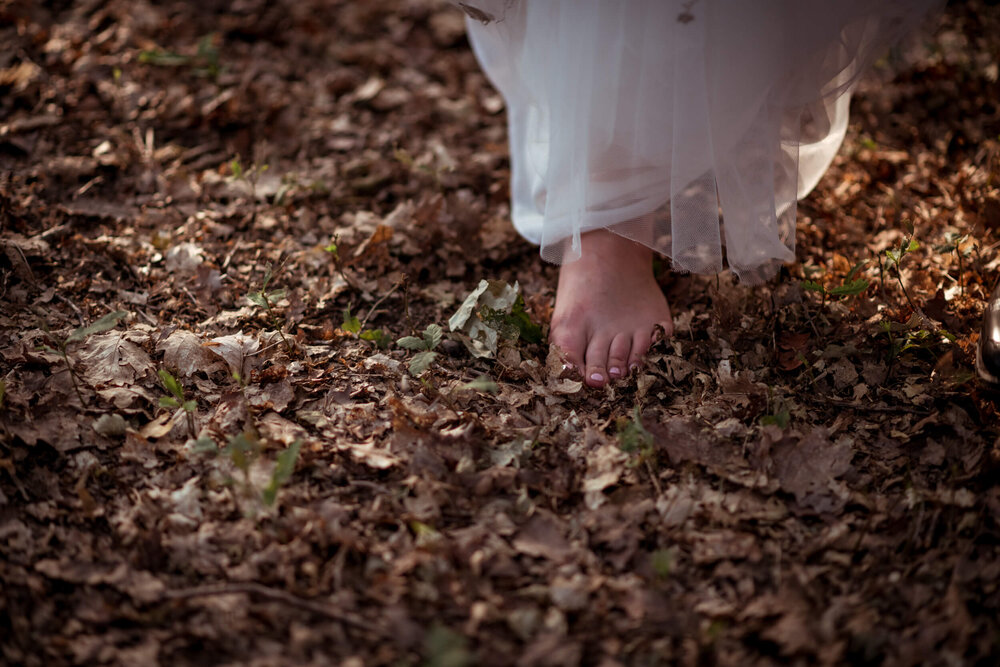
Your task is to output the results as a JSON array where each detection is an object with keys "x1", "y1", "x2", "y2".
[
  {"x1": 550, "y1": 324, "x2": 587, "y2": 375},
  {"x1": 584, "y1": 334, "x2": 614, "y2": 387}
]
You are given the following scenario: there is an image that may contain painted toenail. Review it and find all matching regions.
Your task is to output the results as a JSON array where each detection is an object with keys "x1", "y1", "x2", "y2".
[
  {"x1": 589, "y1": 372, "x2": 604, "y2": 383},
  {"x1": 609, "y1": 367, "x2": 622, "y2": 377}
]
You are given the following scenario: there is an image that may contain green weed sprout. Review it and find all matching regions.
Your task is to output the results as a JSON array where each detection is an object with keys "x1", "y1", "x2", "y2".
[
  {"x1": 617, "y1": 406, "x2": 660, "y2": 492},
  {"x1": 229, "y1": 154, "x2": 269, "y2": 224},
  {"x1": 139, "y1": 34, "x2": 220, "y2": 78},
  {"x1": 220, "y1": 432, "x2": 302, "y2": 510},
  {"x1": 261, "y1": 439, "x2": 302, "y2": 506},
  {"x1": 397, "y1": 324, "x2": 443, "y2": 376},
  {"x1": 158, "y1": 369, "x2": 197, "y2": 438},
  {"x1": 802, "y1": 259, "x2": 870, "y2": 306},
  {"x1": 457, "y1": 375, "x2": 499, "y2": 394},
  {"x1": 341, "y1": 306, "x2": 390, "y2": 349},
  {"x1": 934, "y1": 231, "x2": 972, "y2": 298},
  {"x1": 40, "y1": 311, "x2": 128, "y2": 406},
  {"x1": 248, "y1": 263, "x2": 293, "y2": 353},
  {"x1": 423, "y1": 623, "x2": 471, "y2": 667},
  {"x1": 323, "y1": 236, "x2": 357, "y2": 292},
  {"x1": 480, "y1": 294, "x2": 543, "y2": 344},
  {"x1": 617, "y1": 406, "x2": 654, "y2": 461}
]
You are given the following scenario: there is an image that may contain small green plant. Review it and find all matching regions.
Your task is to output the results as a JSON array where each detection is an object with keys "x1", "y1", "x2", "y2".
[
  {"x1": 760, "y1": 407, "x2": 791, "y2": 428},
  {"x1": 261, "y1": 438, "x2": 302, "y2": 506},
  {"x1": 801, "y1": 259, "x2": 870, "y2": 307},
  {"x1": 393, "y1": 147, "x2": 451, "y2": 187},
  {"x1": 340, "y1": 306, "x2": 390, "y2": 349},
  {"x1": 158, "y1": 369, "x2": 197, "y2": 438},
  {"x1": 480, "y1": 294, "x2": 543, "y2": 344},
  {"x1": 457, "y1": 375, "x2": 499, "y2": 394},
  {"x1": 248, "y1": 263, "x2": 293, "y2": 353},
  {"x1": 882, "y1": 227, "x2": 922, "y2": 315},
  {"x1": 218, "y1": 431, "x2": 302, "y2": 510},
  {"x1": 323, "y1": 235, "x2": 357, "y2": 292},
  {"x1": 877, "y1": 225, "x2": 957, "y2": 364},
  {"x1": 878, "y1": 319, "x2": 956, "y2": 362},
  {"x1": 40, "y1": 311, "x2": 128, "y2": 406},
  {"x1": 229, "y1": 154, "x2": 269, "y2": 224},
  {"x1": 651, "y1": 547, "x2": 678, "y2": 580},
  {"x1": 423, "y1": 623, "x2": 471, "y2": 667},
  {"x1": 617, "y1": 406, "x2": 654, "y2": 463},
  {"x1": 397, "y1": 324, "x2": 443, "y2": 376},
  {"x1": 934, "y1": 231, "x2": 972, "y2": 298},
  {"x1": 139, "y1": 34, "x2": 220, "y2": 78}
]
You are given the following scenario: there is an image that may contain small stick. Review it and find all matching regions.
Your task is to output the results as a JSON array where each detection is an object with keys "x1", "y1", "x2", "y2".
[
  {"x1": 359, "y1": 280, "x2": 401, "y2": 332},
  {"x1": 162, "y1": 582, "x2": 371, "y2": 631}
]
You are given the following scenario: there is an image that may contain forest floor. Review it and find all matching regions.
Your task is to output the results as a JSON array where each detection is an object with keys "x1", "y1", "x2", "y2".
[{"x1": 2, "y1": 1, "x2": 1000, "y2": 665}]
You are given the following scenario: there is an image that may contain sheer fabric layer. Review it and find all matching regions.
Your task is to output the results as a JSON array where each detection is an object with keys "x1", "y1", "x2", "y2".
[{"x1": 464, "y1": 0, "x2": 940, "y2": 283}]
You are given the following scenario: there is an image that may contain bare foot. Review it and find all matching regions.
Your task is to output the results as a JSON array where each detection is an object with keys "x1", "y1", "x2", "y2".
[{"x1": 549, "y1": 229, "x2": 673, "y2": 388}]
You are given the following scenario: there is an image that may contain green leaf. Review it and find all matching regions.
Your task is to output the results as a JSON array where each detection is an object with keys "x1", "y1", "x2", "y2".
[
  {"x1": 885, "y1": 250, "x2": 900, "y2": 266},
  {"x1": 397, "y1": 335, "x2": 426, "y2": 351},
  {"x1": 230, "y1": 157, "x2": 243, "y2": 179},
  {"x1": 182, "y1": 400, "x2": 197, "y2": 413},
  {"x1": 192, "y1": 435, "x2": 218, "y2": 455},
  {"x1": 651, "y1": 547, "x2": 677, "y2": 579},
  {"x1": 262, "y1": 439, "x2": 302, "y2": 506},
  {"x1": 138, "y1": 49, "x2": 191, "y2": 67},
  {"x1": 408, "y1": 350, "x2": 437, "y2": 376},
  {"x1": 511, "y1": 295, "x2": 543, "y2": 343},
  {"x1": 458, "y1": 375, "x2": 499, "y2": 394},
  {"x1": 760, "y1": 409, "x2": 790, "y2": 429},
  {"x1": 66, "y1": 311, "x2": 128, "y2": 343},
  {"x1": 260, "y1": 263, "x2": 274, "y2": 291},
  {"x1": 617, "y1": 406, "x2": 653, "y2": 455},
  {"x1": 844, "y1": 260, "x2": 867, "y2": 282},
  {"x1": 247, "y1": 292, "x2": 267, "y2": 307},
  {"x1": 341, "y1": 308, "x2": 361, "y2": 334},
  {"x1": 801, "y1": 280, "x2": 825, "y2": 293},
  {"x1": 906, "y1": 238, "x2": 920, "y2": 253},
  {"x1": 393, "y1": 148, "x2": 414, "y2": 168},
  {"x1": 323, "y1": 242, "x2": 339, "y2": 256},
  {"x1": 829, "y1": 278, "x2": 870, "y2": 297},
  {"x1": 158, "y1": 369, "x2": 185, "y2": 400},
  {"x1": 424, "y1": 624, "x2": 471, "y2": 667},
  {"x1": 225, "y1": 432, "x2": 258, "y2": 472},
  {"x1": 360, "y1": 329, "x2": 390, "y2": 349},
  {"x1": 159, "y1": 396, "x2": 180, "y2": 409},
  {"x1": 266, "y1": 289, "x2": 286, "y2": 302},
  {"x1": 422, "y1": 323, "x2": 443, "y2": 350}
]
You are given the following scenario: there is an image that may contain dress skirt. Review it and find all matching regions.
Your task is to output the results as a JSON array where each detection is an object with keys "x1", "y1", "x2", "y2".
[{"x1": 462, "y1": 0, "x2": 941, "y2": 283}]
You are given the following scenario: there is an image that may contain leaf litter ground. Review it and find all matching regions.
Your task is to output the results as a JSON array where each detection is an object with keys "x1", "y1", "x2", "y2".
[{"x1": 1, "y1": 1, "x2": 999, "y2": 665}]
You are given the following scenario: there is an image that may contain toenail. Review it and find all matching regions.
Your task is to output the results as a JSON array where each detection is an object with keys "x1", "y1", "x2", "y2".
[
  {"x1": 609, "y1": 366, "x2": 622, "y2": 378},
  {"x1": 589, "y1": 372, "x2": 604, "y2": 383}
]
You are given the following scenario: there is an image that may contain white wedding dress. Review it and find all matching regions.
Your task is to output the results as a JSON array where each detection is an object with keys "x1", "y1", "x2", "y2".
[{"x1": 462, "y1": 0, "x2": 941, "y2": 283}]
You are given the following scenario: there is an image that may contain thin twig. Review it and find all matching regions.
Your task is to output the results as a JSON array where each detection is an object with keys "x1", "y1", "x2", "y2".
[
  {"x1": 359, "y1": 280, "x2": 401, "y2": 332},
  {"x1": 162, "y1": 582, "x2": 371, "y2": 630}
]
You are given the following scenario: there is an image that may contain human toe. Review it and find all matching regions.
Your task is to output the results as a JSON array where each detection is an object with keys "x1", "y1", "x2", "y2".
[
  {"x1": 550, "y1": 324, "x2": 587, "y2": 376},
  {"x1": 606, "y1": 333, "x2": 633, "y2": 380},
  {"x1": 584, "y1": 334, "x2": 613, "y2": 387},
  {"x1": 627, "y1": 327, "x2": 654, "y2": 372}
]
